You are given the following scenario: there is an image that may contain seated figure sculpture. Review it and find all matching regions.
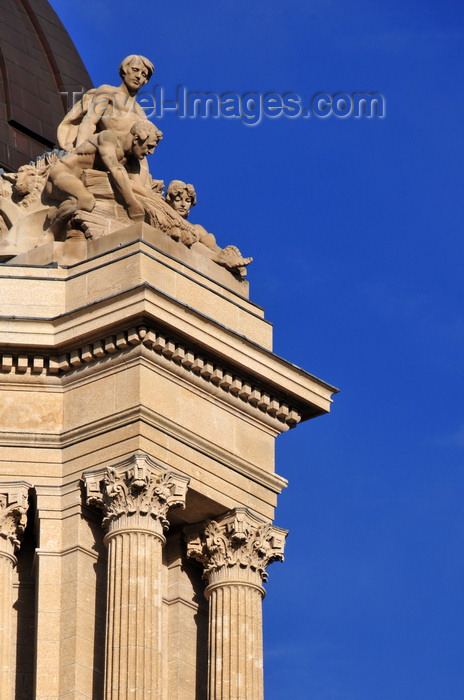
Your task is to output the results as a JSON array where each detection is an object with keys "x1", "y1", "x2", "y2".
[
  {"x1": 164, "y1": 180, "x2": 252, "y2": 277},
  {"x1": 57, "y1": 55, "x2": 155, "y2": 151},
  {"x1": 46, "y1": 119, "x2": 162, "y2": 233},
  {"x1": 54, "y1": 55, "x2": 193, "y2": 240},
  {"x1": 0, "y1": 55, "x2": 253, "y2": 282}
]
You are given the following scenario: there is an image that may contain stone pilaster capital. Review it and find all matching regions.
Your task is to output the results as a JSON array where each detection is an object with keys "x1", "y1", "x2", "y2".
[
  {"x1": 185, "y1": 508, "x2": 287, "y2": 591},
  {"x1": 0, "y1": 482, "x2": 30, "y2": 556},
  {"x1": 83, "y1": 453, "x2": 189, "y2": 537}
]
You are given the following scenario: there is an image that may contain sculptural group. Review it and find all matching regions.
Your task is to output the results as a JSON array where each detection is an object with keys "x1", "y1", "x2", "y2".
[{"x1": 0, "y1": 55, "x2": 252, "y2": 278}]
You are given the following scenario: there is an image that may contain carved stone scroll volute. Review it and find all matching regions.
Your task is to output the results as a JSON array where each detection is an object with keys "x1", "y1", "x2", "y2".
[
  {"x1": 84, "y1": 452, "x2": 188, "y2": 540},
  {"x1": 0, "y1": 482, "x2": 30, "y2": 560}
]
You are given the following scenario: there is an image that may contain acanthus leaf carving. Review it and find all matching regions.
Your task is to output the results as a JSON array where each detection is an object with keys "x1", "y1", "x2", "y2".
[
  {"x1": 0, "y1": 482, "x2": 30, "y2": 551},
  {"x1": 186, "y1": 508, "x2": 287, "y2": 584},
  {"x1": 83, "y1": 454, "x2": 188, "y2": 532}
]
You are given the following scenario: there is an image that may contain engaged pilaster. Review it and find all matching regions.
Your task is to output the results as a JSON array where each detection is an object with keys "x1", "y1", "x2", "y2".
[
  {"x1": 186, "y1": 508, "x2": 287, "y2": 700},
  {"x1": 84, "y1": 454, "x2": 189, "y2": 700},
  {"x1": 0, "y1": 482, "x2": 30, "y2": 700}
]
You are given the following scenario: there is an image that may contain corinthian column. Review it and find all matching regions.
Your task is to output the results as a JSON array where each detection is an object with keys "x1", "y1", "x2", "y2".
[
  {"x1": 0, "y1": 482, "x2": 29, "y2": 700},
  {"x1": 186, "y1": 508, "x2": 287, "y2": 700},
  {"x1": 84, "y1": 454, "x2": 189, "y2": 700}
]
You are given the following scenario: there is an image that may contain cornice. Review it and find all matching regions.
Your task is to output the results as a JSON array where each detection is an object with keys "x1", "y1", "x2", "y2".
[{"x1": 0, "y1": 323, "x2": 303, "y2": 429}]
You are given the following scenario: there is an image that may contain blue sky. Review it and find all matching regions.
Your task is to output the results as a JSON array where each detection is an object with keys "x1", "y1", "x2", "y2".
[{"x1": 49, "y1": 1, "x2": 464, "y2": 697}]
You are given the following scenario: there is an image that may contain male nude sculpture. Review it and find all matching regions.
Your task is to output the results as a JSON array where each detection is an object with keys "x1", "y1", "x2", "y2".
[
  {"x1": 46, "y1": 120, "x2": 162, "y2": 230},
  {"x1": 57, "y1": 55, "x2": 155, "y2": 151}
]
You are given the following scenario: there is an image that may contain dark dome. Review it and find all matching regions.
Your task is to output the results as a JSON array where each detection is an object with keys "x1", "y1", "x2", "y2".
[{"x1": 0, "y1": 0, "x2": 92, "y2": 171}]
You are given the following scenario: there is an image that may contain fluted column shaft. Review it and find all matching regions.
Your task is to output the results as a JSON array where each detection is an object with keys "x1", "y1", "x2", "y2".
[
  {"x1": 0, "y1": 545, "x2": 17, "y2": 700},
  {"x1": 206, "y1": 577, "x2": 264, "y2": 700},
  {"x1": 186, "y1": 508, "x2": 287, "y2": 700},
  {"x1": 104, "y1": 523, "x2": 164, "y2": 700},
  {"x1": 0, "y1": 483, "x2": 29, "y2": 700},
  {"x1": 84, "y1": 454, "x2": 189, "y2": 700}
]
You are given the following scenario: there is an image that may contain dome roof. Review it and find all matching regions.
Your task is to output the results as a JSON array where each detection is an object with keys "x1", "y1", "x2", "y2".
[{"x1": 0, "y1": 0, "x2": 92, "y2": 171}]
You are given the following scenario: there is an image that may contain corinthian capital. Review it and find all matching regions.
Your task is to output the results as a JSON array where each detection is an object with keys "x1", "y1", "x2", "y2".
[
  {"x1": 0, "y1": 482, "x2": 30, "y2": 552},
  {"x1": 83, "y1": 454, "x2": 189, "y2": 533},
  {"x1": 186, "y1": 508, "x2": 287, "y2": 586}
]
